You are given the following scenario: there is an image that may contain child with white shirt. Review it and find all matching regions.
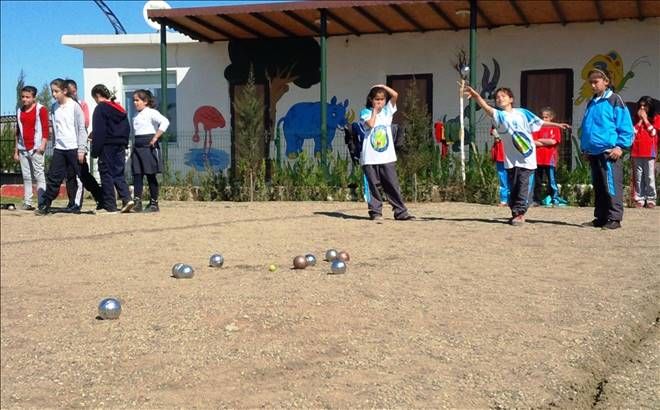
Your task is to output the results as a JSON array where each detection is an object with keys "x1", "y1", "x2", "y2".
[
  {"x1": 358, "y1": 84, "x2": 414, "y2": 221},
  {"x1": 464, "y1": 86, "x2": 570, "y2": 226},
  {"x1": 130, "y1": 89, "x2": 170, "y2": 212},
  {"x1": 36, "y1": 78, "x2": 88, "y2": 215}
]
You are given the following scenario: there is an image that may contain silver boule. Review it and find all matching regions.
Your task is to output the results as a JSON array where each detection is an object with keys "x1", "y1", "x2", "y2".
[
  {"x1": 172, "y1": 263, "x2": 185, "y2": 275},
  {"x1": 460, "y1": 65, "x2": 470, "y2": 77},
  {"x1": 325, "y1": 249, "x2": 338, "y2": 261},
  {"x1": 305, "y1": 254, "x2": 316, "y2": 266},
  {"x1": 98, "y1": 298, "x2": 122, "y2": 320},
  {"x1": 174, "y1": 264, "x2": 195, "y2": 279},
  {"x1": 209, "y1": 253, "x2": 224, "y2": 268},
  {"x1": 329, "y1": 260, "x2": 347, "y2": 275}
]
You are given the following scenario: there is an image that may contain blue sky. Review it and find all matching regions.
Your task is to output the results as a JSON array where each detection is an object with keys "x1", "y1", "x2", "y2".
[{"x1": 0, "y1": 0, "x2": 280, "y2": 114}]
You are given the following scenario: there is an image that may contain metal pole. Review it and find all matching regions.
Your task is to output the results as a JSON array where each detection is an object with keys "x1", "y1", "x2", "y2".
[
  {"x1": 469, "y1": 0, "x2": 477, "y2": 164},
  {"x1": 319, "y1": 9, "x2": 328, "y2": 173},
  {"x1": 160, "y1": 23, "x2": 168, "y2": 162}
]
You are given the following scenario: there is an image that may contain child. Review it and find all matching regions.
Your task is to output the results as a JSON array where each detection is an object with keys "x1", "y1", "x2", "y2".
[
  {"x1": 130, "y1": 89, "x2": 170, "y2": 212},
  {"x1": 90, "y1": 84, "x2": 133, "y2": 213},
  {"x1": 358, "y1": 84, "x2": 414, "y2": 221},
  {"x1": 464, "y1": 86, "x2": 570, "y2": 225},
  {"x1": 64, "y1": 79, "x2": 102, "y2": 211},
  {"x1": 490, "y1": 126, "x2": 509, "y2": 206},
  {"x1": 631, "y1": 96, "x2": 658, "y2": 208},
  {"x1": 532, "y1": 107, "x2": 567, "y2": 207},
  {"x1": 579, "y1": 68, "x2": 634, "y2": 229},
  {"x1": 35, "y1": 78, "x2": 87, "y2": 215},
  {"x1": 14, "y1": 85, "x2": 48, "y2": 210}
]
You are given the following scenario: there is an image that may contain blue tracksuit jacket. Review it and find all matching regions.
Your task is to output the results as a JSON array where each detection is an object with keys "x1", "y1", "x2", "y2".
[{"x1": 580, "y1": 89, "x2": 634, "y2": 155}]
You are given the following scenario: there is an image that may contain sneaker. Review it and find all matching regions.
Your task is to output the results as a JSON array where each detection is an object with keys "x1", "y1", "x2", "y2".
[
  {"x1": 510, "y1": 214, "x2": 525, "y2": 226},
  {"x1": 396, "y1": 214, "x2": 416, "y2": 221},
  {"x1": 582, "y1": 218, "x2": 606, "y2": 227},
  {"x1": 370, "y1": 214, "x2": 383, "y2": 221},
  {"x1": 552, "y1": 199, "x2": 568, "y2": 208},
  {"x1": 541, "y1": 196, "x2": 552, "y2": 207},
  {"x1": 646, "y1": 202, "x2": 656, "y2": 209},
  {"x1": 497, "y1": 202, "x2": 508, "y2": 207},
  {"x1": 602, "y1": 220, "x2": 621, "y2": 230},
  {"x1": 21, "y1": 204, "x2": 35, "y2": 211},
  {"x1": 120, "y1": 199, "x2": 135, "y2": 213},
  {"x1": 65, "y1": 205, "x2": 82, "y2": 214},
  {"x1": 634, "y1": 201, "x2": 644, "y2": 208},
  {"x1": 133, "y1": 198, "x2": 143, "y2": 213},
  {"x1": 34, "y1": 204, "x2": 50, "y2": 215},
  {"x1": 145, "y1": 200, "x2": 159, "y2": 213}
]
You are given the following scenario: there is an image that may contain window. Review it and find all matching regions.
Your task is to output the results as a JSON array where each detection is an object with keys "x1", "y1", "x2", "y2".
[{"x1": 121, "y1": 72, "x2": 177, "y2": 142}]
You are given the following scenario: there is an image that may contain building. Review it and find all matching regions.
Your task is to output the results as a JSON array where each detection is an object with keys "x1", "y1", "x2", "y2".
[{"x1": 62, "y1": 1, "x2": 660, "y2": 175}]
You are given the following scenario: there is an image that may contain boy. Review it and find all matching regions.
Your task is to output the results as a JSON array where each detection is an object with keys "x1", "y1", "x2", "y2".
[
  {"x1": 14, "y1": 86, "x2": 49, "y2": 210},
  {"x1": 532, "y1": 107, "x2": 567, "y2": 207}
]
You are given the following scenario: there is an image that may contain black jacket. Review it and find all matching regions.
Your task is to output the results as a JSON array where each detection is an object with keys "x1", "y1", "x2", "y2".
[{"x1": 91, "y1": 101, "x2": 130, "y2": 158}]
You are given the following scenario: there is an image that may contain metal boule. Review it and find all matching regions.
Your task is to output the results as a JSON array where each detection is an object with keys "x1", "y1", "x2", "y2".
[
  {"x1": 173, "y1": 264, "x2": 194, "y2": 279},
  {"x1": 329, "y1": 260, "x2": 347, "y2": 275},
  {"x1": 209, "y1": 253, "x2": 224, "y2": 268},
  {"x1": 305, "y1": 254, "x2": 316, "y2": 266},
  {"x1": 293, "y1": 255, "x2": 307, "y2": 269},
  {"x1": 337, "y1": 251, "x2": 350, "y2": 262},
  {"x1": 98, "y1": 298, "x2": 122, "y2": 320},
  {"x1": 325, "y1": 249, "x2": 338, "y2": 261}
]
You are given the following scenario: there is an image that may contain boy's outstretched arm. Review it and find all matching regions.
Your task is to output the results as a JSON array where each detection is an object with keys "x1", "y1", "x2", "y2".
[
  {"x1": 463, "y1": 85, "x2": 494, "y2": 118},
  {"x1": 543, "y1": 120, "x2": 571, "y2": 130}
]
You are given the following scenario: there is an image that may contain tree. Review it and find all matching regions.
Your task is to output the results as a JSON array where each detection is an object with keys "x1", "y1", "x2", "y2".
[
  {"x1": 15, "y1": 69, "x2": 25, "y2": 110},
  {"x1": 224, "y1": 38, "x2": 321, "y2": 179},
  {"x1": 36, "y1": 83, "x2": 52, "y2": 108},
  {"x1": 233, "y1": 69, "x2": 265, "y2": 201},
  {"x1": 398, "y1": 79, "x2": 433, "y2": 202}
]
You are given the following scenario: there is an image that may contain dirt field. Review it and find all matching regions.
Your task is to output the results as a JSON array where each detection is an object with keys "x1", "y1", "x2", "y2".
[{"x1": 1, "y1": 201, "x2": 658, "y2": 408}]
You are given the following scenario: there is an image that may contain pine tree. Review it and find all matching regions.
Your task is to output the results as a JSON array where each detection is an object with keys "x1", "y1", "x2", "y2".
[
  {"x1": 36, "y1": 83, "x2": 52, "y2": 108},
  {"x1": 399, "y1": 79, "x2": 433, "y2": 201},
  {"x1": 15, "y1": 69, "x2": 25, "y2": 110},
  {"x1": 233, "y1": 68, "x2": 265, "y2": 200}
]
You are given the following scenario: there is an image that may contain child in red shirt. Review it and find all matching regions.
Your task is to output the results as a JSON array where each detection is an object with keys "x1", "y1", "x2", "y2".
[
  {"x1": 532, "y1": 107, "x2": 567, "y2": 206},
  {"x1": 631, "y1": 96, "x2": 658, "y2": 208},
  {"x1": 490, "y1": 126, "x2": 508, "y2": 206}
]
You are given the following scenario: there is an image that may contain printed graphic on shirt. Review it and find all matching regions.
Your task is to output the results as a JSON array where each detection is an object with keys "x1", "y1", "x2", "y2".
[
  {"x1": 512, "y1": 130, "x2": 534, "y2": 157},
  {"x1": 370, "y1": 125, "x2": 389, "y2": 152}
]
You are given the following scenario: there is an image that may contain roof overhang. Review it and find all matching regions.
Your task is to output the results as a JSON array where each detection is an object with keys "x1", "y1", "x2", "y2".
[{"x1": 147, "y1": 0, "x2": 660, "y2": 43}]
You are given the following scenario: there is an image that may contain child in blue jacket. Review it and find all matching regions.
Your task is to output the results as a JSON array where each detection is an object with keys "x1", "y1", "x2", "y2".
[{"x1": 580, "y1": 68, "x2": 634, "y2": 229}]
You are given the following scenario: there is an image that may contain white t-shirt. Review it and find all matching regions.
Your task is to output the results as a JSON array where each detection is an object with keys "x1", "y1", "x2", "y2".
[
  {"x1": 52, "y1": 99, "x2": 88, "y2": 152},
  {"x1": 132, "y1": 107, "x2": 170, "y2": 135},
  {"x1": 492, "y1": 108, "x2": 543, "y2": 170},
  {"x1": 359, "y1": 101, "x2": 397, "y2": 165}
]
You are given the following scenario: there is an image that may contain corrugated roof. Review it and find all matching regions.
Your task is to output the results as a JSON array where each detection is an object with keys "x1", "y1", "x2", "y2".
[{"x1": 147, "y1": 0, "x2": 660, "y2": 42}]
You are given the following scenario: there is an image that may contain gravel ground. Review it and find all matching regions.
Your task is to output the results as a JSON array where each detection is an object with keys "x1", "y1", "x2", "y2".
[{"x1": 1, "y1": 201, "x2": 658, "y2": 408}]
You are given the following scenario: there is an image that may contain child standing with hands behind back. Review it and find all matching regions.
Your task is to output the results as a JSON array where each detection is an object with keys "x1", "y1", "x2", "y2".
[
  {"x1": 358, "y1": 84, "x2": 414, "y2": 221},
  {"x1": 532, "y1": 107, "x2": 567, "y2": 207},
  {"x1": 464, "y1": 86, "x2": 570, "y2": 225}
]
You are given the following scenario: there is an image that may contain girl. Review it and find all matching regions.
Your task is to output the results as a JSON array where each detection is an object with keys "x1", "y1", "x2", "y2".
[
  {"x1": 90, "y1": 84, "x2": 133, "y2": 213},
  {"x1": 36, "y1": 78, "x2": 87, "y2": 215},
  {"x1": 579, "y1": 68, "x2": 634, "y2": 229},
  {"x1": 130, "y1": 89, "x2": 170, "y2": 212},
  {"x1": 490, "y1": 126, "x2": 509, "y2": 207},
  {"x1": 464, "y1": 86, "x2": 570, "y2": 226},
  {"x1": 631, "y1": 96, "x2": 658, "y2": 208},
  {"x1": 358, "y1": 84, "x2": 414, "y2": 221}
]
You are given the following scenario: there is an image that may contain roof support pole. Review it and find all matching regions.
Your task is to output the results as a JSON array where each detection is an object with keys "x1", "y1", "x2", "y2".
[
  {"x1": 160, "y1": 23, "x2": 169, "y2": 162},
  {"x1": 320, "y1": 9, "x2": 328, "y2": 173},
  {"x1": 469, "y1": 0, "x2": 477, "y2": 164}
]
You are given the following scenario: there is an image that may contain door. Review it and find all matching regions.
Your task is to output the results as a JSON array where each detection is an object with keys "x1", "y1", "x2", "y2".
[
  {"x1": 520, "y1": 69, "x2": 573, "y2": 166},
  {"x1": 386, "y1": 74, "x2": 433, "y2": 126}
]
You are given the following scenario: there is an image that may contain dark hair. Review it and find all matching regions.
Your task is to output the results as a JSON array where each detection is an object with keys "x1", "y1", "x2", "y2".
[
  {"x1": 540, "y1": 106, "x2": 555, "y2": 118},
  {"x1": 587, "y1": 68, "x2": 613, "y2": 90},
  {"x1": 20, "y1": 86, "x2": 38, "y2": 97},
  {"x1": 365, "y1": 86, "x2": 389, "y2": 109},
  {"x1": 50, "y1": 78, "x2": 69, "y2": 95},
  {"x1": 65, "y1": 79, "x2": 78, "y2": 89},
  {"x1": 91, "y1": 83, "x2": 116, "y2": 101},
  {"x1": 635, "y1": 96, "x2": 656, "y2": 121},
  {"x1": 494, "y1": 87, "x2": 514, "y2": 99},
  {"x1": 133, "y1": 89, "x2": 155, "y2": 108}
]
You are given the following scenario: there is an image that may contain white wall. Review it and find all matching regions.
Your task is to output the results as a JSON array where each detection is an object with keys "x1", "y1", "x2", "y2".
[{"x1": 73, "y1": 18, "x2": 660, "y2": 172}]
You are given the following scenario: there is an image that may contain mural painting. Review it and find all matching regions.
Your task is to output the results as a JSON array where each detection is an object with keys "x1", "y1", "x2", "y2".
[
  {"x1": 185, "y1": 105, "x2": 229, "y2": 171},
  {"x1": 575, "y1": 51, "x2": 649, "y2": 105},
  {"x1": 277, "y1": 96, "x2": 351, "y2": 158}
]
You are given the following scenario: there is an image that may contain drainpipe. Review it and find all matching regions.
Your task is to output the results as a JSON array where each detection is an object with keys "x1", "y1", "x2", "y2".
[
  {"x1": 469, "y1": 0, "x2": 477, "y2": 164},
  {"x1": 160, "y1": 22, "x2": 168, "y2": 162},
  {"x1": 320, "y1": 9, "x2": 328, "y2": 174}
]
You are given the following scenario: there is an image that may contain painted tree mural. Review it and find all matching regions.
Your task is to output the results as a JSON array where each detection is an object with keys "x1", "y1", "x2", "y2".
[{"x1": 224, "y1": 38, "x2": 321, "y2": 176}]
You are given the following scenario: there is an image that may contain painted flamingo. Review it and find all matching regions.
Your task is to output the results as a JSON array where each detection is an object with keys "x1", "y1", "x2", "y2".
[{"x1": 192, "y1": 106, "x2": 226, "y2": 156}]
